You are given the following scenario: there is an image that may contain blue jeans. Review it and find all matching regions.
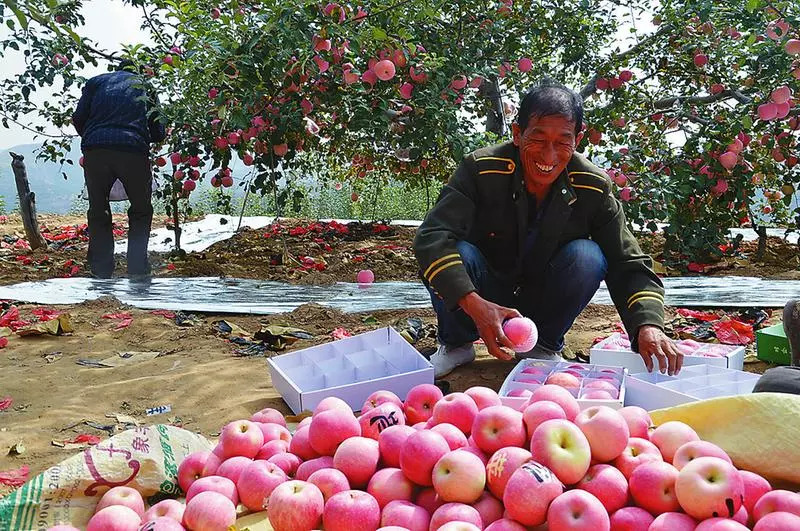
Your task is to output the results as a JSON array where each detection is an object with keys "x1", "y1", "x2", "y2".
[{"x1": 427, "y1": 240, "x2": 608, "y2": 351}]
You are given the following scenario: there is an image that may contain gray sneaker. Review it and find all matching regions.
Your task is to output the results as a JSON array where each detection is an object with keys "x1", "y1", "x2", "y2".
[
  {"x1": 429, "y1": 343, "x2": 476, "y2": 378},
  {"x1": 516, "y1": 343, "x2": 564, "y2": 362}
]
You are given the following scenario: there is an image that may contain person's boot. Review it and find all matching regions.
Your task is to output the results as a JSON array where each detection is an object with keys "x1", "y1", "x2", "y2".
[
  {"x1": 428, "y1": 343, "x2": 476, "y2": 378},
  {"x1": 783, "y1": 299, "x2": 800, "y2": 366}
]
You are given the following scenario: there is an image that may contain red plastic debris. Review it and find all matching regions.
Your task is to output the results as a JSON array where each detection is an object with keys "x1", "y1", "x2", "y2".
[
  {"x1": 32, "y1": 308, "x2": 60, "y2": 321},
  {"x1": 0, "y1": 397, "x2": 11, "y2": 411},
  {"x1": 676, "y1": 308, "x2": 719, "y2": 322},
  {"x1": 102, "y1": 312, "x2": 133, "y2": 320},
  {"x1": 114, "y1": 318, "x2": 133, "y2": 330},
  {"x1": 0, "y1": 465, "x2": 29, "y2": 487},
  {"x1": 150, "y1": 310, "x2": 176, "y2": 319},
  {"x1": 0, "y1": 306, "x2": 20, "y2": 327},
  {"x1": 167, "y1": 263, "x2": 176, "y2": 271},
  {"x1": 0, "y1": 215, "x2": 8, "y2": 224},
  {"x1": 65, "y1": 434, "x2": 101, "y2": 445},
  {"x1": 331, "y1": 327, "x2": 352, "y2": 340},
  {"x1": 0, "y1": 337, "x2": 7, "y2": 349},
  {"x1": 687, "y1": 262, "x2": 707, "y2": 273},
  {"x1": 712, "y1": 319, "x2": 754, "y2": 345}
]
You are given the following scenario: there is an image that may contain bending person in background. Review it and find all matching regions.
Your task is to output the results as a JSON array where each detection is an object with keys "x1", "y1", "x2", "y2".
[{"x1": 72, "y1": 60, "x2": 166, "y2": 279}]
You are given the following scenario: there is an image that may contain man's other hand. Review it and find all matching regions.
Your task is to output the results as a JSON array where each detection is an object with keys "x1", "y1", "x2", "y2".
[
  {"x1": 459, "y1": 292, "x2": 520, "y2": 361},
  {"x1": 637, "y1": 325, "x2": 684, "y2": 375}
]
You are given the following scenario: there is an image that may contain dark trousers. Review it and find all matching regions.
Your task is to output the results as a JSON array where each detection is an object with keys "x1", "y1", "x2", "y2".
[
  {"x1": 753, "y1": 366, "x2": 800, "y2": 395},
  {"x1": 83, "y1": 149, "x2": 153, "y2": 277},
  {"x1": 427, "y1": 239, "x2": 608, "y2": 351}
]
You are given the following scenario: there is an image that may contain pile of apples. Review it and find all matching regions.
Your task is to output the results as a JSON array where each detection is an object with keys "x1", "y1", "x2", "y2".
[{"x1": 49, "y1": 384, "x2": 800, "y2": 531}]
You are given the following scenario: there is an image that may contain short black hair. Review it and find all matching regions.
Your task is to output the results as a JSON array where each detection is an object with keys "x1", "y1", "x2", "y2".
[{"x1": 516, "y1": 79, "x2": 584, "y2": 137}]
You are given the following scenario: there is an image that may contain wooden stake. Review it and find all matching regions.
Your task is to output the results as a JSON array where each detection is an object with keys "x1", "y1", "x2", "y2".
[{"x1": 9, "y1": 152, "x2": 47, "y2": 250}]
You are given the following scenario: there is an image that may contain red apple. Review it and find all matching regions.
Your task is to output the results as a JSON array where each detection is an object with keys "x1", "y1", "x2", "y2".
[
  {"x1": 486, "y1": 446, "x2": 532, "y2": 499},
  {"x1": 236, "y1": 460, "x2": 287, "y2": 511},
  {"x1": 362, "y1": 390, "x2": 403, "y2": 412},
  {"x1": 378, "y1": 425, "x2": 416, "y2": 468},
  {"x1": 267, "y1": 452, "x2": 301, "y2": 477},
  {"x1": 547, "y1": 490, "x2": 610, "y2": 529},
  {"x1": 613, "y1": 437, "x2": 663, "y2": 479},
  {"x1": 675, "y1": 457, "x2": 744, "y2": 520},
  {"x1": 87, "y1": 506, "x2": 141, "y2": 531},
  {"x1": 618, "y1": 406, "x2": 652, "y2": 439},
  {"x1": 650, "y1": 512, "x2": 697, "y2": 530},
  {"x1": 431, "y1": 393, "x2": 479, "y2": 435},
  {"x1": 471, "y1": 405, "x2": 526, "y2": 454},
  {"x1": 142, "y1": 499, "x2": 184, "y2": 523},
  {"x1": 400, "y1": 429, "x2": 450, "y2": 486},
  {"x1": 251, "y1": 407, "x2": 287, "y2": 426},
  {"x1": 308, "y1": 409, "x2": 361, "y2": 456},
  {"x1": 577, "y1": 464, "x2": 629, "y2": 513},
  {"x1": 753, "y1": 490, "x2": 800, "y2": 521},
  {"x1": 464, "y1": 386, "x2": 502, "y2": 410},
  {"x1": 295, "y1": 456, "x2": 334, "y2": 481},
  {"x1": 522, "y1": 400, "x2": 566, "y2": 441},
  {"x1": 609, "y1": 506, "x2": 655, "y2": 530},
  {"x1": 95, "y1": 486, "x2": 145, "y2": 517},
  {"x1": 673, "y1": 440, "x2": 732, "y2": 470},
  {"x1": 381, "y1": 500, "x2": 430, "y2": 531},
  {"x1": 177, "y1": 451, "x2": 221, "y2": 493},
  {"x1": 503, "y1": 461, "x2": 563, "y2": 527},
  {"x1": 740, "y1": 470, "x2": 772, "y2": 518},
  {"x1": 430, "y1": 503, "x2": 483, "y2": 530},
  {"x1": 650, "y1": 421, "x2": 699, "y2": 463},
  {"x1": 529, "y1": 419, "x2": 591, "y2": 485},
  {"x1": 219, "y1": 419, "x2": 264, "y2": 459},
  {"x1": 528, "y1": 385, "x2": 579, "y2": 420},
  {"x1": 256, "y1": 440, "x2": 288, "y2": 460},
  {"x1": 359, "y1": 402, "x2": 405, "y2": 440},
  {"x1": 323, "y1": 490, "x2": 381, "y2": 531},
  {"x1": 367, "y1": 467, "x2": 415, "y2": 508},
  {"x1": 431, "y1": 423, "x2": 469, "y2": 450},
  {"x1": 432, "y1": 450, "x2": 486, "y2": 503},
  {"x1": 333, "y1": 436, "x2": 380, "y2": 488},
  {"x1": 630, "y1": 461, "x2": 681, "y2": 515},
  {"x1": 267, "y1": 480, "x2": 324, "y2": 530},
  {"x1": 574, "y1": 406, "x2": 630, "y2": 462},
  {"x1": 404, "y1": 384, "x2": 443, "y2": 424},
  {"x1": 473, "y1": 491, "x2": 504, "y2": 527},
  {"x1": 182, "y1": 491, "x2": 235, "y2": 530},
  {"x1": 308, "y1": 467, "x2": 350, "y2": 502},
  {"x1": 289, "y1": 424, "x2": 318, "y2": 460}
]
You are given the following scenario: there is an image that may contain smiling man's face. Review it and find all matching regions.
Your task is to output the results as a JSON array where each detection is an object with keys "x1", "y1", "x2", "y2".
[{"x1": 512, "y1": 114, "x2": 583, "y2": 194}]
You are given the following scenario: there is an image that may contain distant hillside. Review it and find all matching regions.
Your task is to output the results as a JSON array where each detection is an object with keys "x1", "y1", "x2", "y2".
[
  {"x1": 0, "y1": 140, "x2": 250, "y2": 214},
  {"x1": 0, "y1": 140, "x2": 85, "y2": 213}
]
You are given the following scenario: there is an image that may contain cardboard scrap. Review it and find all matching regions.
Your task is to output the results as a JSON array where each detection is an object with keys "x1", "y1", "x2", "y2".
[
  {"x1": 16, "y1": 313, "x2": 74, "y2": 337},
  {"x1": 254, "y1": 324, "x2": 312, "y2": 351}
]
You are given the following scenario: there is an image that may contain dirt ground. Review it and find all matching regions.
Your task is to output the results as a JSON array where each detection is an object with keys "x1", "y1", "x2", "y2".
[{"x1": 0, "y1": 213, "x2": 791, "y2": 494}]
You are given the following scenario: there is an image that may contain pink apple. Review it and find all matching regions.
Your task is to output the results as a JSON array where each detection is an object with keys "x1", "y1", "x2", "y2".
[
  {"x1": 308, "y1": 467, "x2": 350, "y2": 502},
  {"x1": 381, "y1": 500, "x2": 430, "y2": 531},
  {"x1": 267, "y1": 452, "x2": 301, "y2": 477},
  {"x1": 695, "y1": 518, "x2": 748, "y2": 530},
  {"x1": 502, "y1": 317, "x2": 538, "y2": 352},
  {"x1": 581, "y1": 389, "x2": 615, "y2": 400},
  {"x1": 87, "y1": 506, "x2": 141, "y2": 531},
  {"x1": 431, "y1": 393, "x2": 479, "y2": 435},
  {"x1": 675, "y1": 456, "x2": 744, "y2": 520},
  {"x1": 431, "y1": 423, "x2": 469, "y2": 450},
  {"x1": 459, "y1": 443, "x2": 488, "y2": 465},
  {"x1": 359, "y1": 402, "x2": 405, "y2": 440},
  {"x1": 528, "y1": 385, "x2": 580, "y2": 420},
  {"x1": 289, "y1": 424, "x2": 319, "y2": 460},
  {"x1": 754, "y1": 512, "x2": 800, "y2": 530},
  {"x1": 609, "y1": 507, "x2": 654, "y2": 530},
  {"x1": 523, "y1": 400, "x2": 566, "y2": 440},
  {"x1": 182, "y1": 491, "x2": 236, "y2": 530},
  {"x1": 356, "y1": 269, "x2": 375, "y2": 284},
  {"x1": 673, "y1": 440, "x2": 732, "y2": 470},
  {"x1": 618, "y1": 406, "x2": 652, "y2": 439},
  {"x1": 95, "y1": 486, "x2": 145, "y2": 517},
  {"x1": 219, "y1": 419, "x2": 264, "y2": 459},
  {"x1": 379, "y1": 425, "x2": 417, "y2": 467},
  {"x1": 629, "y1": 461, "x2": 680, "y2": 515},
  {"x1": 373, "y1": 59, "x2": 396, "y2": 81},
  {"x1": 415, "y1": 487, "x2": 443, "y2": 515},
  {"x1": 314, "y1": 396, "x2": 353, "y2": 416},
  {"x1": 650, "y1": 421, "x2": 699, "y2": 463},
  {"x1": 613, "y1": 437, "x2": 663, "y2": 479},
  {"x1": 545, "y1": 372, "x2": 581, "y2": 388},
  {"x1": 530, "y1": 419, "x2": 591, "y2": 485},
  {"x1": 215, "y1": 455, "x2": 252, "y2": 484},
  {"x1": 547, "y1": 489, "x2": 610, "y2": 530},
  {"x1": 473, "y1": 492, "x2": 504, "y2": 526},
  {"x1": 583, "y1": 379, "x2": 618, "y2": 393},
  {"x1": 574, "y1": 406, "x2": 630, "y2": 462},
  {"x1": 251, "y1": 407, "x2": 287, "y2": 426},
  {"x1": 186, "y1": 475, "x2": 238, "y2": 506},
  {"x1": 236, "y1": 460, "x2": 287, "y2": 511},
  {"x1": 404, "y1": 384, "x2": 444, "y2": 424},
  {"x1": 503, "y1": 461, "x2": 563, "y2": 526},
  {"x1": 649, "y1": 512, "x2": 697, "y2": 531},
  {"x1": 364, "y1": 467, "x2": 414, "y2": 507},
  {"x1": 464, "y1": 386, "x2": 502, "y2": 410},
  {"x1": 577, "y1": 464, "x2": 628, "y2": 513},
  {"x1": 758, "y1": 103, "x2": 779, "y2": 121},
  {"x1": 334, "y1": 436, "x2": 380, "y2": 488},
  {"x1": 470, "y1": 405, "x2": 526, "y2": 454},
  {"x1": 256, "y1": 439, "x2": 289, "y2": 460},
  {"x1": 142, "y1": 499, "x2": 184, "y2": 523},
  {"x1": 296, "y1": 455, "x2": 334, "y2": 481},
  {"x1": 362, "y1": 390, "x2": 403, "y2": 412},
  {"x1": 486, "y1": 447, "x2": 532, "y2": 499},
  {"x1": 258, "y1": 422, "x2": 292, "y2": 443},
  {"x1": 437, "y1": 523, "x2": 480, "y2": 531},
  {"x1": 267, "y1": 480, "x2": 325, "y2": 531},
  {"x1": 323, "y1": 490, "x2": 381, "y2": 531},
  {"x1": 177, "y1": 451, "x2": 221, "y2": 493},
  {"x1": 507, "y1": 389, "x2": 532, "y2": 399},
  {"x1": 753, "y1": 490, "x2": 800, "y2": 521},
  {"x1": 432, "y1": 450, "x2": 486, "y2": 503},
  {"x1": 430, "y1": 503, "x2": 483, "y2": 530},
  {"x1": 309, "y1": 409, "x2": 361, "y2": 456},
  {"x1": 484, "y1": 519, "x2": 527, "y2": 531},
  {"x1": 740, "y1": 470, "x2": 772, "y2": 517},
  {"x1": 733, "y1": 505, "x2": 749, "y2": 525},
  {"x1": 400, "y1": 429, "x2": 450, "y2": 486}
]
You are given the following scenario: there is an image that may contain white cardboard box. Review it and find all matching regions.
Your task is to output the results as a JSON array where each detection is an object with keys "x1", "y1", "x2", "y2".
[
  {"x1": 266, "y1": 327, "x2": 434, "y2": 414},
  {"x1": 624, "y1": 364, "x2": 761, "y2": 411},
  {"x1": 590, "y1": 332, "x2": 745, "y2": 372},
  {"x1": 498, "y1": 359, "x2": 628, "y2": 411}
]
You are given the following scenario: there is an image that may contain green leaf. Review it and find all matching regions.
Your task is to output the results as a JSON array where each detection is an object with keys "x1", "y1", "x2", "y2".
[
  {"x1": 6, "y1": 0, "x2": 28, "y2": 30},
  {"x1": 745, "y1": 0, "x2": 759, "y2": 12},
  {"x1": 742, "y1": 116, "x2": 752, "y2": 129},
  {"x1": 372, "y1": 27, "x2": 388, "y2": 41}
]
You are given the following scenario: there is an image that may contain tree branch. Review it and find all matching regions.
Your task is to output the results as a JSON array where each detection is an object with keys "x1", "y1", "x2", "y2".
[
  {"x1": 0, "y1": 111, "x2": 76, "y2": 139},
  {"x1": 653, "y1": 88, "x2": 753, "y2": 110},
  {"x1": 141, "y1": 5, "x2": 171, "y2": 50}
]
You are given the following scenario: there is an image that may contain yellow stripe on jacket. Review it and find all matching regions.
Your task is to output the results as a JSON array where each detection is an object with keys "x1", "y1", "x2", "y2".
[{"x1": 423, "y1": 253, "x2": 460, "y2": 280}]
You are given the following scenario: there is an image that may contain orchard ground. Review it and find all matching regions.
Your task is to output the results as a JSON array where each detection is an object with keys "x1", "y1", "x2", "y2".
[{"x1": 0, "y1": 213, "x2": 794, "y2": 494}]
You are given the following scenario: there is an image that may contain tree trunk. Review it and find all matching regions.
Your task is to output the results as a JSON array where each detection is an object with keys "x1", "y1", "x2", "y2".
[
  {"x1": 170, "y1": 191, "x2": 181, "y2": 251},
  {"x1": 755, "y1": 225, "x2": 767, "y2": 261},
  {"x1": 480, "y1": 76, "x2": 506, "y2": 137},
  {"x1": 9, "y1": 152, "x2": 47, "y2": 250}
]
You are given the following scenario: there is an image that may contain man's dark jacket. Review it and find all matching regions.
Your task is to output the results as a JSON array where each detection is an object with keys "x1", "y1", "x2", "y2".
[
  {"x1": 72, "y1": 71, "x2": 166, "y2": 154},
  {"x1": 414, "y1": 141, "x2": 665, "y2": 351}
]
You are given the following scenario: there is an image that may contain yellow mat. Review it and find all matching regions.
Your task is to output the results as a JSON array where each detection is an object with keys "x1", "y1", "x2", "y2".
[{"x1": 650, "y1": 393, "x2": 800, "y2": 488}]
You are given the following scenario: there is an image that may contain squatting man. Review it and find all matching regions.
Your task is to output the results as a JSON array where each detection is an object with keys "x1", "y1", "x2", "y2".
[{"x1": 413, "y1": 80, "x2": 682, "y2": 378}]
